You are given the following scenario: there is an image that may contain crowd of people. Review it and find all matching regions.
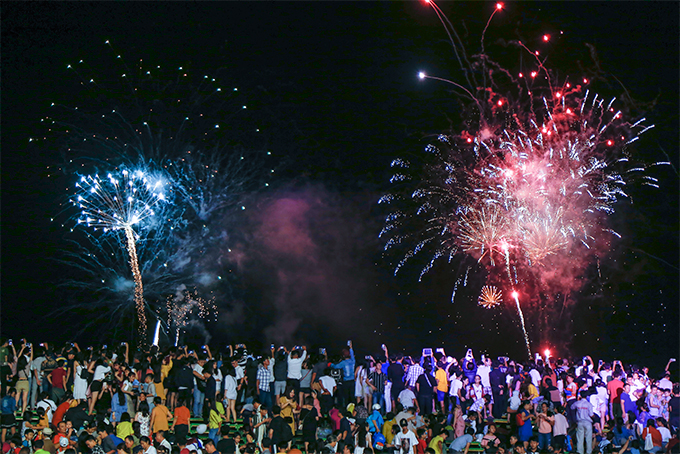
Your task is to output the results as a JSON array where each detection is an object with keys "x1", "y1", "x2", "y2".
[{"x1": 0, "y1": 338, "x2": 678, "y2": 454}]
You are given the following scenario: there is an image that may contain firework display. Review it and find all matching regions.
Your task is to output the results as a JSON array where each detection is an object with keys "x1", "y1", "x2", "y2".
[
  {"x1": 381, "y1": 1, "x2": 667, "y2": 354},
  {"x1": 44, "y1": 42, "x2": 274, "y2": 343},
  {"x1": 166, "y1": 288, "x2": 218, "y2": 347},
  {"x1": 478, "y1": 285, "x2": 502, "y2": 309},
  {"x1": 71, "y1": 168, "x2": 169, "y2": 342}
]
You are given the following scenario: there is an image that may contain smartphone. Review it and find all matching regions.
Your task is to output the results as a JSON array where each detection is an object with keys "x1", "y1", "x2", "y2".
[
  {"x1": 8, "y1": 340, "x2": 12, "y2": 345},
  {"x1": 347, "y1": 340, "x2": 351, "y2": 346},
  {"x1": 436, "y1": 348, "x2": 445, "y2": 354},
  {"x1": 319, "y1": 348, "x2": 326, "y2": 355},
  {"x1": 271, "y1": 344, "x2": 275, "y2": 350},
  {"x1": 381, "y1": 344, "x2": 386, "y2": 350},
  {"x1": 422, "y1": 348, "x2": 433, "y2": 356}
]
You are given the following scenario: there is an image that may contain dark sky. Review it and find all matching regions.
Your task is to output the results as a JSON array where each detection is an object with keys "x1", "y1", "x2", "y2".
[{"x1": 2, "y1": 2, "x2": 678, "y2": 372}]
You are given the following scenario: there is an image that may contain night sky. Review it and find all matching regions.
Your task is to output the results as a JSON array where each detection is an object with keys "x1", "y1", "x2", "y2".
[{"x1": 2, "y1": 2, "x2": 678, "y2": 373}]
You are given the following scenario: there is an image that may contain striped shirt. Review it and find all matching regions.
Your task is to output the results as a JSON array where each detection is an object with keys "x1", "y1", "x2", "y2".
[
  {"x1": 368, "y1": 370, "x2": 386, "y2": 394},
  {"x1": 257, "y1": 366, "x2": 272, "y2": 392}
]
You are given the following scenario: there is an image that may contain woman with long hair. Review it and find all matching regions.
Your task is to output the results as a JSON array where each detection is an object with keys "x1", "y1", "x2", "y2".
[
  {"x1": 223, "y1": 367, "x2": 238, "y2": 423},
  {"x1": 73, "y1": 352, "x2": 92, "y2": 402},
  {"x1": 89, "y1": 357, "x2": 111, "y2": 415},
  {"x1": 280, "y1": 386, "x2": 299, "y2": 434},
  {"x1": 111, "y1": 383, "x2": 128, "y2": 425},
  {"x1": 15, "y1": 345, "x2": 32, "y2": 413},
  {"x1": 134, "y1": 401, "x2": 151, "y2": 438}
]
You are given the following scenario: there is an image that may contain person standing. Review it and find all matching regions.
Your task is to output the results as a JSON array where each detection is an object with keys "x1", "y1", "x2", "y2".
[
  {"x1": 332, "y1": 341, "x2": 355, "y2": 409},
  {"x1": 573, "y1": 392, "x2": 594, "y2": 454},
  {"x1": 489, "y1": 360, "x2": 507, "y2": 420},
  {"x1": 368, "y1": 360, "x2": 387, "y2": 412}
]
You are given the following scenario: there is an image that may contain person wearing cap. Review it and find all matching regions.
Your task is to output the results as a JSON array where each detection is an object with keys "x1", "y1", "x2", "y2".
[
  {"x1": 393, "y1": 418, "x2": 418, "y2": 454},
  {"x1": 367, "y1": 404, "x2": 384, "y2": 434},
  {"x1": 55, "y1": 436, "x2": 69, "y2": 454},
  {"x1": 41, "y1": 429, "x2": 56, "y2": 454}
]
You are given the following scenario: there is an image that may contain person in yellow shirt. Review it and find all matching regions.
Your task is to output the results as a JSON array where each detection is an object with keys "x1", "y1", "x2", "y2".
[
  {"x1": 428, "y1": 427, "x2": 450, "y2": 454},
  {"x1": 150, "y1": 397, "x2": 172, "y2": 434},
  {"x1": 435, "y1": 364, "x2": 449, "y2": 415},
  {"x1": 116, "y1": 413, "x2": 134, "y2": 440},
  {"x1": 207, "y1": 401, "x2": 222, "y2": 444},
  {"x1": 382, "y1": 413, "x2": 397, "y2": 445}
]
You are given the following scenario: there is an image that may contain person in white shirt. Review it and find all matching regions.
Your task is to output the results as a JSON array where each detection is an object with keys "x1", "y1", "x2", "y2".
[
  {"x1": 449, "y1": 374, "x2": 463, "y2": 406},
  {"x1": 393, "y1": 419, "x2": 418, "y2": 454},
  {"x1": 140, "y1": 436, "x2": 157, "y2": 454},
  {"x1": 36, "y1": 394, "x2": 57, "y2": 423},
  {"x1": 286, "y1": 346, "x2": 307, "y2": 394},
  {"x1": 398, "y1": 388, "x2": 418, "y2": 412},
  {"x1": 529, "y1": 367, "x2": 542, "y2": 389}
]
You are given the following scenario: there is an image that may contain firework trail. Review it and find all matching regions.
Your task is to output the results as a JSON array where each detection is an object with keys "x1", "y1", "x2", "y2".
[
  {"x1": 72, "y1": 168, "x2": 169, "y2": 342},
  {"x1": 512, "y1": 291, "x2": 531, "y2": 358},
  {"x1": 381, "y1": 1, "x2": 667, "y2": 349}
]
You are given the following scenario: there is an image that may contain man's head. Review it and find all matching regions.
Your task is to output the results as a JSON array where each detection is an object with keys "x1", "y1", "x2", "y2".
[
  {"x1": 204, "y1": 440, "x2": 217, "y2": 454},
  {"x1": 85, "y1": 436, "x2": 98, "y2": 449},
  {"x1": 98, "y1": 426, "x2": 110, "y2": 438},
  {"x1": 529, "y1": 437, "x2": 539, "y2": 451},
  {"x1": 57, "y1": 421, "x2": 67, "y2": 434},
  {"x1": 155, "y1": 431, "x2": 165, "y2": 442},
  {"x1": 124, "y1": 436, "x2": 135, "y2": 449}
]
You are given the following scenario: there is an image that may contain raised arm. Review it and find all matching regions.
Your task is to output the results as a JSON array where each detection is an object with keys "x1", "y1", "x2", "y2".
[{"x1": 665, "y1": 358, "x2": 676, "y2": 372}]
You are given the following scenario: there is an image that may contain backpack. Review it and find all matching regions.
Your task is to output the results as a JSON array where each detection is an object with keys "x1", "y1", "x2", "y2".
[
  {"x1": 516, "y1": 412, "x2": 525, "y2": 426},
  {"x1": 373, "y1": 433, "x2": 386, "y2": 451}
]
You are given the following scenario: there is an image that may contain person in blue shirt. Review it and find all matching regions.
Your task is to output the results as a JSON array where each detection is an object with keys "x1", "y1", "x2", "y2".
[
  {"x1": 1, "y1": 388, "x2": 18, "y2": 443},
  {"x1": 367, "y1": 404, "x2": 384, "y2": 434},
  {"x1": 332, "y1": 341, "x2": 355, "y2": 408}
]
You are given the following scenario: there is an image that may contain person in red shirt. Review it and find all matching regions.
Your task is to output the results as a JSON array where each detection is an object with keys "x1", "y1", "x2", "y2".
[
  {"x1": 48, "y1": 360, "x2": 69, "y2": 403},
  {"x1": 641, "y1": 420, "x2": 663, "y2": 453},
  {"x1": 607, "y1": 372, "x2": 624, "y2": 420},
  {"x1": 52, "y1": 395, "x2": 73, "y2": 427},
  {"x1": 170, "y1": 400, "x2": 191, "y2": 442}
]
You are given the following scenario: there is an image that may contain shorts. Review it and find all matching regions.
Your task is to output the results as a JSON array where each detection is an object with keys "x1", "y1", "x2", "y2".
[
  {"x1": 437, "y1": 390, "x2": 447, "y2": 402},
  {"x1": 300, "y1": 387, "x2": 311, "y2": 394},
  {"x1": 90, "y1": 380, "x2": 103, "y2": 393},
  {"x1": 274, "y1": 381, "x2": 287, "y2": 396},
  {"x1": 16, "y1": 379, "x2": 30, "y2": 395},
  {"x1": 1, "y1": 413, "x2": 16, "y2": 429}
]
